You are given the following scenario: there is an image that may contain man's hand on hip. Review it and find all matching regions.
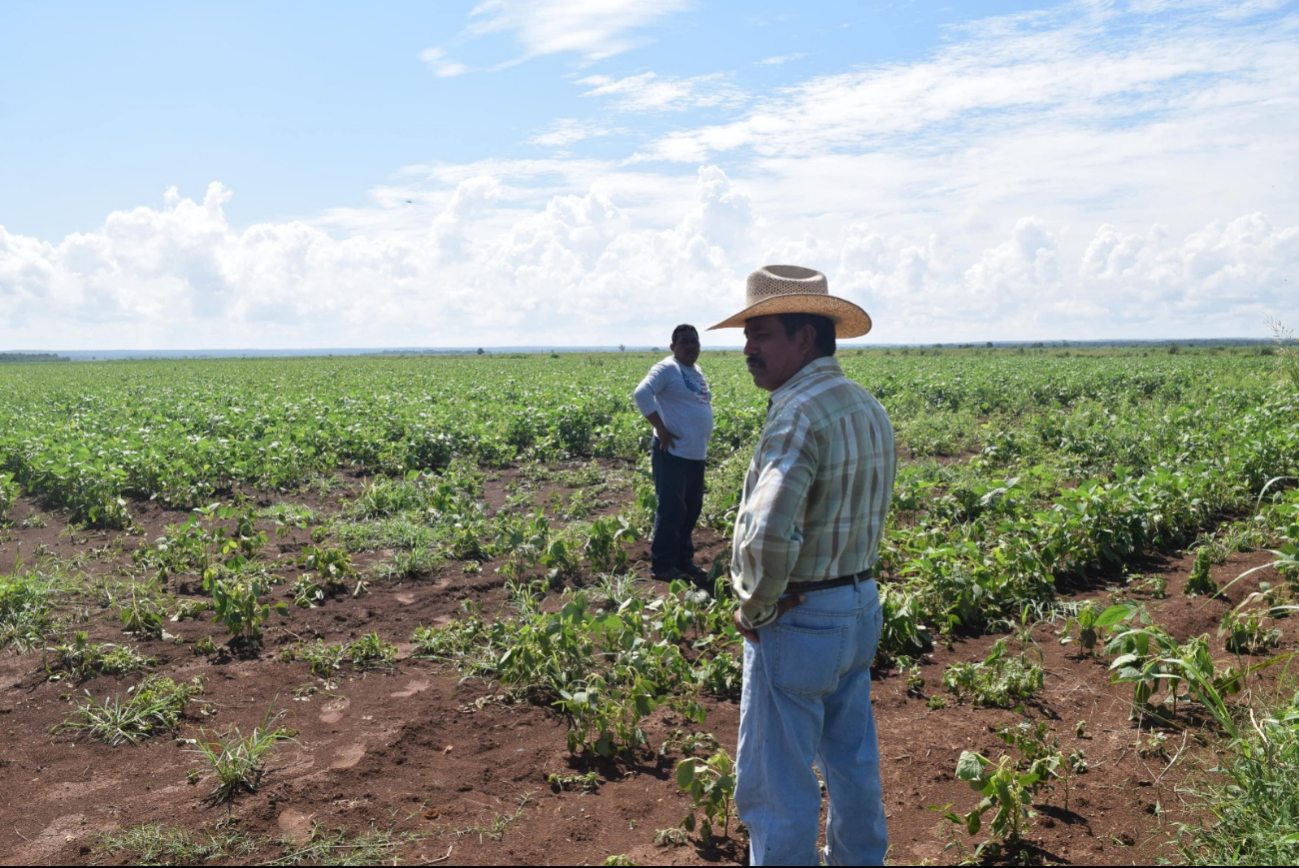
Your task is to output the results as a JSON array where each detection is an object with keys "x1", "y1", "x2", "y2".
[{"x1": 735, "y1": 594, "x2": 806, "y2": 643}]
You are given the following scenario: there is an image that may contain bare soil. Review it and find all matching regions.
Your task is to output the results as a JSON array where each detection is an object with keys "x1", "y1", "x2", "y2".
[{"x1": 0, "y1": 468, "x2": 1288, "y2": 866}]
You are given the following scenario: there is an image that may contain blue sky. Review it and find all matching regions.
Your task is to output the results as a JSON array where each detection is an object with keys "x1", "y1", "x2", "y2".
[{"x1": 1, "y1": 0, "x2": 1297, "y2": 349}]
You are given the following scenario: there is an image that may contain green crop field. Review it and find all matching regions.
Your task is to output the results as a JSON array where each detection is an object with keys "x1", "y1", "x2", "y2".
[{"x1": 1, "y1": 346, "x2": 1297, "y2": 865}]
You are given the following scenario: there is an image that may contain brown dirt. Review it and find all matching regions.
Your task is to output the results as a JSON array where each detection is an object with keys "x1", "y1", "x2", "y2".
[{"x1": 0, "y1": 471, "x2": 1291, "y2": 865}]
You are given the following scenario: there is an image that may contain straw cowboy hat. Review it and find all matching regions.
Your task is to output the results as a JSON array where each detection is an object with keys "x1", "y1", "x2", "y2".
[{"x1": 708, "y1": 264, "x2": 872, "y2": 338}]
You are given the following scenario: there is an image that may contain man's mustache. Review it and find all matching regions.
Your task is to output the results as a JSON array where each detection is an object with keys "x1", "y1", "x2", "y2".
[{"x1": 747, "y1": 357, "x2": 765, "y2": 370}]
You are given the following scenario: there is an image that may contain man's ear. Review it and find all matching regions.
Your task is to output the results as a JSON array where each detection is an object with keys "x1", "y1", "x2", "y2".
[{"x1": 798, "y1": 323, "x2": 818, "y2": 356}]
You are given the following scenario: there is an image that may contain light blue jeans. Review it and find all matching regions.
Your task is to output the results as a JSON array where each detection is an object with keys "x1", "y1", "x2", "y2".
[{"x1": 735, "y1": 580, "x2": 887, "y2": 866}]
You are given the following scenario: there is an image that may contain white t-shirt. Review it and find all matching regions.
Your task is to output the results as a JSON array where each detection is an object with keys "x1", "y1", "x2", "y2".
[{"x1": 633, "y1": 356, "x2": 714, "y2": 460}]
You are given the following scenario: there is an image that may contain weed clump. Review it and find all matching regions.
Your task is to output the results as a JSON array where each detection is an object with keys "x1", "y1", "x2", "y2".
[
  {"x1": 62, "y1": 675, "x2": 204, "y2": 745},
  {"x1": 187, "y1": 707, "x2": 297, "y2": 804}
]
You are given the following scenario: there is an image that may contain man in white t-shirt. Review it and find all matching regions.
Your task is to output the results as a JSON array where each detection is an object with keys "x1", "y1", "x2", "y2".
[{"x1": 633, "y1": 324, "x2": 715, "y2": 585}]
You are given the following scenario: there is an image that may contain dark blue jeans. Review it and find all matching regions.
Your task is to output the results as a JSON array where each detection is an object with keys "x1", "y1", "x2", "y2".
[{"x1": 650, "y1": 439, "x2": 706, "y2": 574}]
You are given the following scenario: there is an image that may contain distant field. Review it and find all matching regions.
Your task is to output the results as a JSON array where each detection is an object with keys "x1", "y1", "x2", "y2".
[{"x1": 1, "y1": 348, "x2": 1296, "y2": 865}]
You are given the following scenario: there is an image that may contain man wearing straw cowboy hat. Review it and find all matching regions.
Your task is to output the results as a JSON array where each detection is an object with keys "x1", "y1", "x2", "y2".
[{"x1": 709, "y1": 264, "x2": 895, "y2": 866}]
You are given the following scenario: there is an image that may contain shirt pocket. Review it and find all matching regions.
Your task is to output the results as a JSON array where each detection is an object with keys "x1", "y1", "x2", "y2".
[{"x1": 767, "y1": 623, "x2": 850, "y2": 698}]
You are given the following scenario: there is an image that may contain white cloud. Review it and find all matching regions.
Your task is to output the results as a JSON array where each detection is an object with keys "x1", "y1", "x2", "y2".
[
  {"x1": 4, "y1": 171, "x2": 1295, "y2": 350},
  {"x1": 467, "y1": 0, "x2": 691, "y2": 62},
  {"x1": 529, "y1": 118, "x2": 624, "y2": 147},
  {"x1": 418, "y1": 48, "x2": 468, "y2": 78},
  {"x1": 0, "y1": 169, "x2": 763, "y2": 348},
  {"x1": 633, "y1": 5, "x2": 1298, "y2": 163},
  {"x1": 6, "y1": 1, "x2": 1299, "y2": 349},
  {"x1": 577, "y1": 72, "x2": 746, "y2": 112},
  {"x1": 757, "y1": 53, "x2": 805, "y2": 65}
]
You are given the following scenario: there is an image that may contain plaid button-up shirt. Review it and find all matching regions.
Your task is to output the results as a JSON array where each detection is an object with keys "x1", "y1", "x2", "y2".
[{"x1": 730, "y1": 356, "x2": 896, "y2": 630}]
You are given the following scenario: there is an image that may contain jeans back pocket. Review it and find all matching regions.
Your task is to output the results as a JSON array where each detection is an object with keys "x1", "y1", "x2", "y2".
[{"x1": 767, "y1": 623, "x2": 850, "y2": 698}]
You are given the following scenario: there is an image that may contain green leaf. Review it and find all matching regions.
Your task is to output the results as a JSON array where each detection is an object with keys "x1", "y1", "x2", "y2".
[
  {"x1": 1095, "y1": 604, "x2": 1134, "y2": 627},
  {"x1": 955, "y1": 750, "x2": 986, "y2": 783},
  {"x1": 676, "y1": 758, "x2": 697, "y2": 790}
]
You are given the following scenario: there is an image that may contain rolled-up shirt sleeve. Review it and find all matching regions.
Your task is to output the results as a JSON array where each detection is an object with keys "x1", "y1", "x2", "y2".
[{"x1": 731, "y1": 408, "x2": 817, "y2": 630}]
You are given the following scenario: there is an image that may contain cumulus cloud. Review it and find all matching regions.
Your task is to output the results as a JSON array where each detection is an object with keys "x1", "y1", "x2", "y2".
[
  {"x1": 0, "y1": 168, "x2": 768, "y2": 348},
  {"x1": 4, "y1": 169, "x2": 1295, "y2": 349}
]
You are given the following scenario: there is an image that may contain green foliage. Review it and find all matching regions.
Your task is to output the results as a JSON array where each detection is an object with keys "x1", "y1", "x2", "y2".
[
  {"x1": 62, "y1": 675, "x2": 204, "y2": 745},
  {"x1": 45, "y1": 631, "x2": 153, "y2": 681},
  {"x1": 345, "y1": 632, "x2": 398, "y2": 668},
  {"x1": 95, "y1": 823, "x2": 255, "y2": 865},
  {"x1": 0, "y1": 570, "x2": 56, "y2": 652},
  {"x1": 118, "y1": 581, "x2": 167, "y2": 638},
  {"x1": 876, "y1": 585, "x2": 933, "y2": 663},
  {"x1": 411, "y1": 586, "x2": 723, "y2": 760},
  {"x1": 993, "y1": 721, "x2": 1069, "y2": 798},
  {"x1": 1184, "y1": 548, "x2": 1220, "y2": 597},
  {"x1": 297, "y1": 545, "x2": 356, "y2": 581},
  {"x1": 281, "y1": 633, "x2": 398, "y2": 677},
  {"x1": 547, "y1": 770, "x2": 600, "y2": 794},
  {"x1": 0, "y1": 471, "x2": 16, "y2": 521},
  {"x1": 209, "y1": 575, "x2": 287, "y2": 646},
  {"x1": 275, "y1": 822, "x2": 423, "y2": 866},
  {"x1": 1174, "y1": 690, "x2": 1299, "y2": 865},
  {"x1": 1059, "y1": 601, "x2": 1132, "y2": 655},
  {"x1": 942, "y1": 751, "x2": 1040, "y2": 858},
  {"x1": 1268, "y1": 317, "x2": 1299, "y2": 394},
  {"x1": 942, "y1": 639, "x2": 1044, "y2": 708},
  {"x1": 1221, "y1": 598, "x2": 1284, "y2": 655},
  {"x1": 676, "y1": 750, "x2": 737, "y2": 844},
  {"x1": 583, "y1": 515, "x2": 640, "y2": 574},
  {"x1": 187, "y1": 706, "x2": 297, "y2": 804}
]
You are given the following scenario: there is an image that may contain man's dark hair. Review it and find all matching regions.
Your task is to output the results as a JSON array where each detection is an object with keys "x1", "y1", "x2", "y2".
[
  {"x1": 671, "y1": 324, "x2": 699, "y2": 344},
  {"x1": 776, "y1": 313, "x2": 836, "y2": 357}
]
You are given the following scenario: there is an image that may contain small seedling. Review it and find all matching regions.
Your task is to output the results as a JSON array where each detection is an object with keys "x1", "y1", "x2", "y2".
[
  {"x1": 187, "y1": 706, "x2": 297, "y2": 804},
  {"x1": 677, "y1": 750, "x2": 737, "y2": 844},
  {"x1": 1184, "y1": 549, "x2": 1219, "y2": 597},
  {"x1": 653, "y1": 827, "x2": 690, "y2": 847},
  {"x1": 941, "y1": 751, "x2": 1039, "y2": 858}
]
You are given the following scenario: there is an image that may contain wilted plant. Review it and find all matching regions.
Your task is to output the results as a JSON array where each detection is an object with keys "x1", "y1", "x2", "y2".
[{"x1": 1184, "y1": 548, "x2": 1219, "y2": 597}]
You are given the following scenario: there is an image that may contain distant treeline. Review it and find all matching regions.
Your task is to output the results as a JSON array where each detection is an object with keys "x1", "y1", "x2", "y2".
[{"x1": 0, "y1": 353, "x2": 71, "y2": 363}]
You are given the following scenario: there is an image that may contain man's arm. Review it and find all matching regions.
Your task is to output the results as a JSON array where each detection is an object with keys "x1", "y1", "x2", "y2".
[
  {"x1": 731, "y1": 408, "x2": 817, "y2": 632},
  {"x1": 633, "y1": 363, "x2": 677, "y2": 451},
  {"x1": 643, "y1": 411, "x2": 678, "y2": 452}
]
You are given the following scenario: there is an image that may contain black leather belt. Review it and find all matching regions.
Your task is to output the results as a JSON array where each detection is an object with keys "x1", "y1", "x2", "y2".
[{"x1": 791, "y1": 571, "x2": 873, "y2": 592}]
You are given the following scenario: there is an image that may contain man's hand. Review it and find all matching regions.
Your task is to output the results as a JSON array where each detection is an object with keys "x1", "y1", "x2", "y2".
[
  {"x1": 645, "y1": 411, "x2": 678, "y2": 452},
  {"x1": 735, "y1": 594, "x2": 806, "y2": 643}
]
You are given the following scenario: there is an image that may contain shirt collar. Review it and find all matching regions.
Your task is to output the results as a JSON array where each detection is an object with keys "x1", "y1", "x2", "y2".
[{"x1": 770, "y1": 355, "x2": 842, "y2": 404}]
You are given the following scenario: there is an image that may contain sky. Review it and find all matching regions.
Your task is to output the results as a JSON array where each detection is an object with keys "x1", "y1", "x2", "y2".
[{"x1": 1, "y1": 0, "x2": 1296, "y2": 350}]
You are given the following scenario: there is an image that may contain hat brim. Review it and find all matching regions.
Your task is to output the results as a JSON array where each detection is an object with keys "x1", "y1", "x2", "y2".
[{"x1": 707, "y1": 294, "x2": 872, "y2": 339}]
